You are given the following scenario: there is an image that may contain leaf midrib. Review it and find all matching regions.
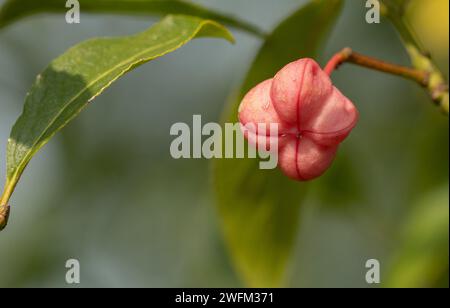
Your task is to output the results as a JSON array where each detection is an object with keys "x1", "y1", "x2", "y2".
[{"x1": 9, "y1": 23, "x2": 206, "y2": 183}]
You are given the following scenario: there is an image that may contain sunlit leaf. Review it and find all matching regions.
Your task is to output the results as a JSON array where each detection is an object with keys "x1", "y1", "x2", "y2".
[
  {"x1": 0, "y1": 15, "x2": 233, "y2": 214},
  {"x1": 212, "y1": 0, "x2": 344, "y2": 287}
]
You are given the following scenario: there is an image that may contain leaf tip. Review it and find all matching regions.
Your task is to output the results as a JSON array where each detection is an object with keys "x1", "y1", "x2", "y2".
[{"x1": 193, "y1": 17, "x2": 236, "y2": 44}]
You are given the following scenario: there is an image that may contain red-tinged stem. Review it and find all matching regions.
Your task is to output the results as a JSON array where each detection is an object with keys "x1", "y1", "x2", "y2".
[
  {"x1": 0, "y1": 204, "x2": 9, "y2": 231},
  {"x1": 324, "y1": 47, "x2": 429, "y2": 87}
]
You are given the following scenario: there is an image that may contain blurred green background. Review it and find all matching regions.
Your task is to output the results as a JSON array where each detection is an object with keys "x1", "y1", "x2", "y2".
[{"x1": 0, "y1": 0, "x2": 448, "y2": 287}]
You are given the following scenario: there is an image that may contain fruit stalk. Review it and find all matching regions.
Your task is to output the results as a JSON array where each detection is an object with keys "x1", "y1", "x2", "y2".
[{"x1": 325, "y1": 48, "x2": 448, "y2": 115}]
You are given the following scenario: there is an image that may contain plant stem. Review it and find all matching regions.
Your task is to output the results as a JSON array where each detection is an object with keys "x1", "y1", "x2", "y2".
[
  {"x1": 0, "y1": 181, "x2": 14, "y2": 231},
  {"x1": 379, "y1": 0, "x2": 449, "y2": 114},
  {"x1": 324, "y1": 47, "x2": 428, "y2": 85},
  {"x1": 0, "y1": 204, "x2": 9, "y2": 231},
  {"x1": 325, "y1": 48, "x2": 448, "y2": 115}
]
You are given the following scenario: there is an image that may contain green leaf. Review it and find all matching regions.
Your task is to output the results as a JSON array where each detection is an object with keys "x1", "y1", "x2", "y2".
[
  {"x1": 0, "y1": 0, "x2": 265, "y2": 36},
  {"x1": 0, "y1": 15, "x2": 233, "y2": 212},
  {"x1": 385, "y1": 184, "x2": 449, "y2": 288},
  {"x1": 212, "y1": 0, "x2": 344, "y2": 287},
  {"x1": 380, "y1": 0, "x2": 449, "y2": 114}
]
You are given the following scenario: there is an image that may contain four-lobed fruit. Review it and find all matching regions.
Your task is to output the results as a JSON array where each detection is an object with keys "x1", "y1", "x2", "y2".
[{"x1": 239, "y1": 58, "x2": 359, "y2": 181}]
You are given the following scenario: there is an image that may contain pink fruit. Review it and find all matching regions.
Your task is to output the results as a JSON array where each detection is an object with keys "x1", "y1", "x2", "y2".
[{"x1": 239, "y1": 58, "x2": 359, "y2": 181}]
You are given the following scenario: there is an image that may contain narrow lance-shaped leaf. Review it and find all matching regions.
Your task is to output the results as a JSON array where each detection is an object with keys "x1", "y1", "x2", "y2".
[
  {"x1": 0, "y1": 15, "x2": 234, "y2": 217},
  {"x1": 212, "y1": 0, "x2": 344, "y2": 287},
  {"x1": 0, "y1": 0, "x2": 265, "y2": 37}
]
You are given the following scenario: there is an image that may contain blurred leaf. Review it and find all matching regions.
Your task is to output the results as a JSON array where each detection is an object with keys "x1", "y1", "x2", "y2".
[
  {"x1": 409, "y1": 113, "x2": 449, "y2": 198},
  {"x1": 385, "y1": 184, "x2": 449, "y2": 288},
  {"x1": 0, "y1": 0, "x2": 265, "y2": 36},
  {"x1": 408, "y1": 0, "x2": 449, "y2": 58},
  {"x1": 380, "y1": 0, "x2": 411, "y2": 13},
  {"x1": 380, "y1": 0, "x2": 449, "y2": 114},
  {"x1": 0, "y1": 15, "x2": 233, "y2": 212},
  {"x1": 212, "y1": 0, "x2": 344, "y2": 287},
  {"x1": 311, "y1": 149, "x2": 366, "y2": 211}
]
